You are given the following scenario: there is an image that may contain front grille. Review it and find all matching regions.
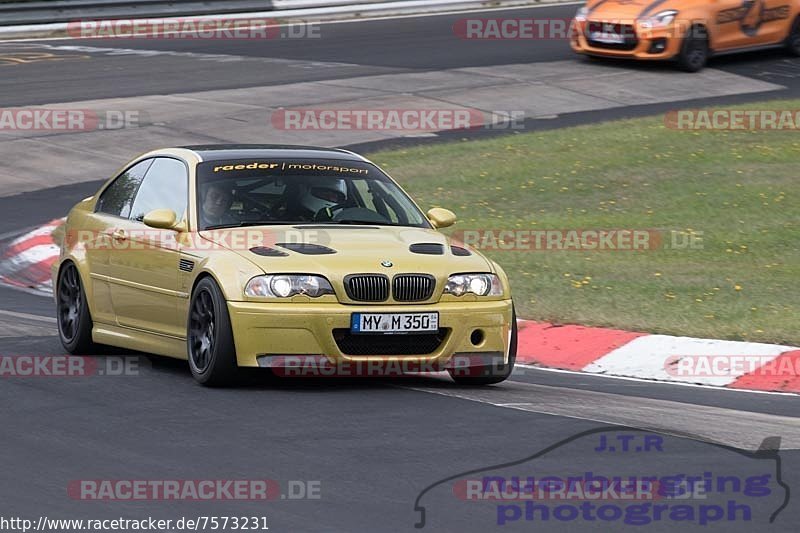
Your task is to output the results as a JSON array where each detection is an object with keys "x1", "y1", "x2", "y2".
[
  {"x1": 392, "y1": 274, "x2": 435, "y2": 302},
  {"x1": 585, "y1": 21, "x2": 638, "y2": 51},
  {"x1": 345, "y1": 274, "x2": 389, "y2": 302},
  {"x1": 333, "y1": 328, "x2": 449, "y2": 356}
]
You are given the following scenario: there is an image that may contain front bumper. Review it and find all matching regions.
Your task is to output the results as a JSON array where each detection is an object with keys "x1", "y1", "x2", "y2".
[
  {"x1": 227, "y1": 299, "x2": 514, "y2": 368},
  {"x1": 571, "y1": 21, "x2": 682, "y2": 60}
]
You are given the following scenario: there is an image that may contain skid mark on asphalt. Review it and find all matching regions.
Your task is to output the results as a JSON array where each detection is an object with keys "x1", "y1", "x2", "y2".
[
  {"x1": 0, "y1": 50, "x2": 89, "y2": 66},
  {"x1": 402, "y1": 379, "x2": 800, "y2": 451},
  {"x1": 749, "y1": 58, "x2": 800, "y2": 79}
]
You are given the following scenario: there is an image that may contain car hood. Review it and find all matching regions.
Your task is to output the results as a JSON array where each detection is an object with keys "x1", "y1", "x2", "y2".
[
  {"x1": 198, "y1": 225, "x2": 493, "y2": 278},
  {"x1": 586, "y1": 0, "x2": 660, "y2": 21}
]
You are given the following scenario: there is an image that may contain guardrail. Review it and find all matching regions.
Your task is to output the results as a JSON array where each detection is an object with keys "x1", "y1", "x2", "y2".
[{"x1": 0, "y1": 0, "x2": 414, "y2": 26}]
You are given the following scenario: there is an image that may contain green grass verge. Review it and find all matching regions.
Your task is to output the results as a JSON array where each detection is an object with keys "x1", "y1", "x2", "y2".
[{"x1": 368, "y1": 100, "x2": 799, "y2": 345}]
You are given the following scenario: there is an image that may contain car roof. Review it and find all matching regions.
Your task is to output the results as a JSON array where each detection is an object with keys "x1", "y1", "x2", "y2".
[{"x1": 179, "y1": 144, "x2": 368, "y2": 163}]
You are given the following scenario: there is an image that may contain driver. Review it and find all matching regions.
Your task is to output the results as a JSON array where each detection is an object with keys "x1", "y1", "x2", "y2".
[
  {"x1": 298, "y1": 177, "x2": 347, "y2": 221},
  {"x1": 199, "y1": 182, "x2": 237, "y2": 228}
]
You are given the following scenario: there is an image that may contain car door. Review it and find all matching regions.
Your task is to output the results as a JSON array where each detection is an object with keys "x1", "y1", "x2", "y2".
[
  {"x1": 83, "y1": 158, "x2": 153, "y2": 326},
  {"x1": 714, "y1": 0, "x2": 791, "y2": 50},
  {"x1": 750, "y1": 0, "x2": 794, "y2": 44},
  {"x1": 107, "y1": 157, "x2": 189, "y2": 338}
]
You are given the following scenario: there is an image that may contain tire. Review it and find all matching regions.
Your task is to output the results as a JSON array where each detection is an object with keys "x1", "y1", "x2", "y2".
[
  {"x1": 677, "y1": 26, "x2": 709, "y2": 72},
  {"x1": 187, "y1": 277, "x2": 238, "y2": 386},
  {"x1": 785, "y1": 17, "x2": 800, "y2": 56},
  {"x1": 448, "y1": 306, "x2": 518, "y2": 386},
  {"x1": 57, "y1": 262, "x2": 96, "y2": 354}
]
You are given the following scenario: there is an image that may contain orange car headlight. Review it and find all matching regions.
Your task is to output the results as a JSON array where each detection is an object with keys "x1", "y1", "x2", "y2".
[{"x1": 639, "y1": 10, "x2": 678, "y2": 29}]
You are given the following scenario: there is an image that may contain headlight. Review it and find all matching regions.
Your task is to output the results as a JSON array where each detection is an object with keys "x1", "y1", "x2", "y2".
[
  {"x1": 444, "y1": 273, "x2": 503, "y2": 297},
  {"x1": 245, "y1": 274, "x2": 334, "y2": 298},
  {"x1": 575, "y1": 6, "x2": 589, "y2": 21},
  {"x1": 639, "y1": 10, "x2": 678, "y2": 29}
]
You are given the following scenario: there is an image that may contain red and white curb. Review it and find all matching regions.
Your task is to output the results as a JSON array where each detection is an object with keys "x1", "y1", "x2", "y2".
[
  {"x1": 0, "y1": 219, "x2": 63, "y2": 296},
  {"x1": 517, "y1": 321, "x2": 800, "y2": 395},
  {"x1": 1, "y1": 221, "x2": 797, "y2": 394}
]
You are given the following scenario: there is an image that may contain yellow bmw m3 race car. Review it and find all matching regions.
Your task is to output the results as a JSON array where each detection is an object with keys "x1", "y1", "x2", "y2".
[{"x1": 53, "y1": 145, "x2": 516, "y2": 386}]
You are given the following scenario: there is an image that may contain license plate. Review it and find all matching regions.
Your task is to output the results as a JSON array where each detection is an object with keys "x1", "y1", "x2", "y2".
[
  {"x1": 351, "y1": 312, "x2": 439, "y2": 334},
  {"x1": 590, "y1": 31, "x2": 625, "y2": 43}
]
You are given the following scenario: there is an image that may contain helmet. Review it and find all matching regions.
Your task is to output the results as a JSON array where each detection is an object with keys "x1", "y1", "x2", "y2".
[{"x1": 300, "y1": 178, "x2": 347, "y2": 215}]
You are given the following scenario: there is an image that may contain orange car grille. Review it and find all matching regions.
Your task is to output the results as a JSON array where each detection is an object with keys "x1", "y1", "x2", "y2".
[{"x1": 585, "y1": 21, "x2": 639, "y2": 51}]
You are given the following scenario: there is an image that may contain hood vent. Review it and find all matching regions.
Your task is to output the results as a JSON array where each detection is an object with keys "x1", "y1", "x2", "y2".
[
  {"x1": 277, "y1": 243, "x2": 336, "y2": 255},
  {"x1": 409, "y1": 243, "x2": 444, "y2": 255},
  {"x1": 250, "y1": 246, "x2": 289, "y2": 257},
  {"x1": 450, "y1": 245, "x2": 472, "y2": 256}
]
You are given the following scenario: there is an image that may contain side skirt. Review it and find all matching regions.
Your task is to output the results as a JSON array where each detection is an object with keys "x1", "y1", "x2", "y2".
[{"x1": 93, "y1": 322, "x2": 187, "y2": 360}]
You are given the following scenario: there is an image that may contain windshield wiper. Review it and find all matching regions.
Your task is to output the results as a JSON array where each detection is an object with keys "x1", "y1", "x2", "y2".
[
  {"x1": 327, "y1": 219, "x2": 398, "y2": 226},
  {"x1": 203, "y1": 221, "x2": 299, "y2": 230}
]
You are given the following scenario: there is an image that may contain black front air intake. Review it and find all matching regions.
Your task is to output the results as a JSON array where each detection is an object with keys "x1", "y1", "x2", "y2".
[{"x1": 333, "y1": 328, "x2": 449, "y2": 355}]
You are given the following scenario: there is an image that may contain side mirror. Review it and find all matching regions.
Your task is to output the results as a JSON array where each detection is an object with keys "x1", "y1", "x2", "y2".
[
  {"x1": 427, "y1": 207, "x2": 457, "y2": 229},
  {"x1": 143, "y1": 209, "x2": 181, "y2": 230}
]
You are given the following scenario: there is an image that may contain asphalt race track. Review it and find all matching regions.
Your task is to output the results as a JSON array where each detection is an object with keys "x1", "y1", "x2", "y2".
[{"x1": 1, "y1": 5, "x2": 800, "y2": 532}]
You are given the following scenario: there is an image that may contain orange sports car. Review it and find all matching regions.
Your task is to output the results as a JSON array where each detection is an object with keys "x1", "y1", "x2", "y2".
[{"x1": 571, "y1": 0, "x2": 800, "y2": 71}]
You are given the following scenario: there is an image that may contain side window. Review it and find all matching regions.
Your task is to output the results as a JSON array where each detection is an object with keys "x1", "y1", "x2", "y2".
[
  {"x1": 95, "y1": 159, "x2": 153, "y2": 218},
  {"x1": 129, "y1": 158, "x2": 189, "y2": 222}
]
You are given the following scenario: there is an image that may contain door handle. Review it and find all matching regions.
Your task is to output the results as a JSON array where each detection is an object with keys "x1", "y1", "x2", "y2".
[{"x1": 111, "y1": 229, "x2": 127, "y2": 241}]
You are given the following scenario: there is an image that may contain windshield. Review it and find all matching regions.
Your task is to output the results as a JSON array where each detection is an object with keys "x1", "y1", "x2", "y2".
[{"x1": 195, "y1": 159, "x2": 430, "y2": 230}]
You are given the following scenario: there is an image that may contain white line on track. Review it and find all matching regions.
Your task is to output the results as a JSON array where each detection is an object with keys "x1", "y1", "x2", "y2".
[
  {"x1": 0, "y1": 308, "x2": 55, "y2": 324},
  {"x1": 401, "y1": 378, "x2": 800, "y2": 450},
  {"x1": 517, "y1": 364, "x2": 800, "y2": 397}
]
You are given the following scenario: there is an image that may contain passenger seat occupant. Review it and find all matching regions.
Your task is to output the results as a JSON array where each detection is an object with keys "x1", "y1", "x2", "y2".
[{"x1": 298, "y1": 178, "x2": 347, "y2": 220}]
